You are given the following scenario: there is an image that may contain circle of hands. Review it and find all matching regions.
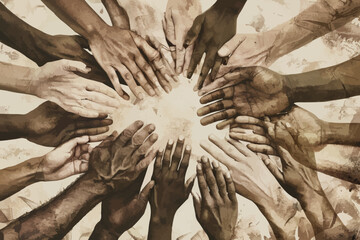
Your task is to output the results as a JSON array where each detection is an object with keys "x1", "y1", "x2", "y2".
[{"x1": 3, "y1": 0, "x2": 357, "y2": 239}]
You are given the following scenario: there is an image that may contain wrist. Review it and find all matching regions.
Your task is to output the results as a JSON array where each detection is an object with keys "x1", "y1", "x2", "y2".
[
  {"x1": 90, "y1": 221, "x2": 121, "y2": 240},
  {"x1": 150, "y1": 210, "x2": 175, "y2": 226},
  {"x1": 213, "y1": 0, "x2": 246, "y2": 15},
  {"x1": 19, "y1": 157, "x2": 43, "y2": 185}
]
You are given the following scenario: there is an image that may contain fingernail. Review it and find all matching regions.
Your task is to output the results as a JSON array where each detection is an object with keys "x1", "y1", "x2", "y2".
[
  {"x1": 168, "y1": 139, "x2": 174, "y2": 145},
  {"x1": 208, "y1": 134, "x2": 216, "y2": 141},
  {"x1": 197, "y1": 163, "x2": 202, "y2": 170},
  {"x1": 183, "y1": 42, "x2": 189, "y2": 48},
  {"x1": 149, "y1": 124, "x2": 155, "y2": 131},
  {"x1": 179, "y1": 135, "x2": 185, "y2": 141},
  {"x1": 164, "y1": 86, "x2": 171, "y2": 93},
  {"x1": 201, "y1": 156, "x2": 208, "y2": 163},
  {"x1": 198, "y1": 90, "x2": 204, "y2": 96},
  {"x1": 213, "y1": 161, "x2": 219, "y2": 168},
  {"x1": 186, "y1": 145, "x2": 191, "y2": 151},
  {"x1": 285, "y1": 122, "x2": 291, "y2": 128},
  {"x1": 218, "y1": 47, "x2": 229, "y2": 57},
  {"x1": 225, "y1": 171, "x2": 231, "y2": 178},
  {"x1": 149, "y1": 89, "x2": 156, "y2": 96},
  {"x1": 177, "y1": 67, "x2": 182, "y2": 74},
  {"x1": 138, "y1": 93, "x2": 144, "y2": 100},
  {"x1": 187, "y1": 72, "x2": 193, "y2": 79}
]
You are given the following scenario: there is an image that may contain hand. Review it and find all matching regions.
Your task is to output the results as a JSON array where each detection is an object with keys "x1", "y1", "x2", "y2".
[
  {"x1": 184, "y1": 1, "x2": 240, "y2": 90},
  {"x1": 37, "y1": 135, "x2": 91, "y2": 181},
  {"x1": 89, "y1": 25, "x2": 165, "y2": 100},
  {"x1": 96, "y1": 177, "x2": 155, "y2": 237},
  {"x1": 197, "y1": 66, "x2": 290, "y2": 129},
  {"x1": 150, "y1": 137, "x2": 196, "y2": 219},
  {"x1": 192, "y1": 157, "x2": 238, "y2": 240},
  {"x1": 89, "y1": 121, "x2": 158, "y2": 191},
  {"x1": 34, "y1": 33, "x2": 114, "y2": 86},
  {"x1": 230, "y1": 106, "x2": 326, "y2": 151},
  {"x1": 30, "y1": 59, "x2": 121, "y2": 118},
  {"x1": 25, "y1": 101, "x2": 112, "y2": 147},
  {"x1": 163, "y1": 0, "x2": 202, "y2": 75}
]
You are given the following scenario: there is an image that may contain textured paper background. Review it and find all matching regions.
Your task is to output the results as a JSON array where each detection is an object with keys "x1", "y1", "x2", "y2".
[{"x1": 0, "y1": 0, "x2": 360, "y2": 239}]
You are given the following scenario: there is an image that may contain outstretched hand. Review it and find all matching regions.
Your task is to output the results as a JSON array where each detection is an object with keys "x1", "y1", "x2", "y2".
[
  {"x1": 197, "y1": 66, "x2": 290, "y2": 129},
  {"x1": 193, "y1": 157, "x2": 238, "y2": 240},
  {"x1": 30, "y1": 59, "x2": 121, "y2": 118},
  {"x1": 184, "y1": 1, "x2": 239, "y2": 90},
  {"x1": 25, "y1": 101, "x2": 112, "y2": 147}
]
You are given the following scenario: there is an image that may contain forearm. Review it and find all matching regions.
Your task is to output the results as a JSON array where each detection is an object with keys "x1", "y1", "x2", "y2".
[
  {"x1": 1, "y1": 171, "x2": 110, "y2": 240},
  {"x1": 147, "y1": 213, "x2": 174, "y2": 240},
  {"x1": 0, "y1": 157, "x2": 41, "y2": 201},
  {"x1": 322, "y1": 121, "x2": 360, "y2": 145},
  {"x1": 214, "y1": 0, "x2": 246, "y2": 15},
  {"x1": 266, "y1": 0, "x2": 360, "y2": 64},
  {"x1": 284, "y1": 55, "x2": 360, "y2": 103},
  {"x1": 101, "y1": 0, "x2": 130, "y2": 29},
  {"x1": 41, "y1": 0, "x2": 108, "y2": 39},
  {"x1": 89, "y1": 221, "x2": 122, "y2": 240},
  {"x1": 0, "y1": 114, "x2": 28, "y2": 141},
  {"x1": 298, "y1": 188, "x2": 349, "y2": 238},
  {"x1": 0, "y1": 62, "x2": 36, "y2": 94}
]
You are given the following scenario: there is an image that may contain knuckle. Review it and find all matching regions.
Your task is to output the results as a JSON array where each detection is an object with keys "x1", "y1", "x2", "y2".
[
  {"x1": 123, "y1": 129, "x2": 133, "y2": 138},
  {"x1": 124, "y1": 72, "x2": 132, "y2": 81}
]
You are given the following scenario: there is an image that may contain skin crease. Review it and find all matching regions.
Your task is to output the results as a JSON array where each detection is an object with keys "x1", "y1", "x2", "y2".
[
  {"x1": 230, "y1": 117, "x2": 352, "y2": 239},
  {"x1": 200, "y1": 134, "x2": 313, "y2": 239},
  {"x1": 0, "y1": 121, "x2": 157, "y2": 240},
  {"x1": 163, "y1": 0, "x2": 202, "y2": 76},
  {"x1": 148, "y1": 137, "x2": 196, "y2": 240},
  {"x1": 192, "y1": 157, "x2": 238, "y2": 240},
  {"x1": 184, "y1": 0, "x2": 246, "y2": 90}
]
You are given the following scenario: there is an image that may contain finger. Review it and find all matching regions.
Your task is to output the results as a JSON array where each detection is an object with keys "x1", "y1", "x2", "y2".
[
  {"x1": 229, "y1": 132, "x2": 270, "y2": 145},
  {"x1": 73, "y1": 126, "x2": 110, "y2": 137},
  {"x1": 198, "y1": 76, "x2": 233, "y2": 96},
  {"x1": 216, "y1": 118, "x2": 236, "y2": 130},
  {"x1": 218, "y1": 34, "x2": 246, "y2": 57},
  {"x1": 235, "y1": 116, "x2": 266, "y2": 128},
  {"x1": 185, "y1": 174, "x2": 196, "y2": 196},
  {"x1": 225, "y1": 171, "x2": 237, "y2": 203},
  {"x1": 138, "y1": 180, "x2": 155, "y2": 202},
  {"x1": 116, "y1": 120, "x2": 144, "y2": 146},
  {"x1": 155, "y1": 70, "x2": 172, "y2": 94},
  {"x1": 73, "y1": 159, "x2": 89, "y2": 174},
  {"x1": 208, "y1": 134, "x2": 248, "y2": 161},
  {"x1": 61, "y1": 60, "x2": 91, "y2": 74},
  {"x1": 126, "y1": 59, "x2": 157, "y2": 97},
  {"x1": 212, "y1": 161, "x2": 228, "y2": 200},
  {"x1": 131, "y1": 124, "x2": 156, "y2": 147},
  {"x1": 199, "y1": 87, "x2": 234, "y2": 104},
  {"x1": 86, "y1": 81, "x2": 123, "y2": 102},
  {"x1": 153, "y1": 149, "x2": 163, "y2": 176},
  {"x1": 79, "y1": 99, "x2": 116, "y2": 114},
  {"x1": 89, "y1": 134, "x2": 110, "y2": 142},
  {"x1": 74, "y1": 118, "x2": 113, "y2": 130},
  {"x1": 163, "y1": 12, "x2": 176, "y2": 44},
  {"x1": 179, "y1": 145, "x2": 191, "y2": 177},
  {"x1": 200, "y1": 109, "x2": 238, "y2": 126},
  {"x1": 196, "y1": 162, "x2": 210, "y2": 200},
  {"x1": 224, "y1": 135, "x2": 256, "y2": 157},
  {"x1": 60, "y1": 135, "x2": 89, "y2": 151},
  {"x1": 162, "y1": 139, "x2": 174, "y2": 169},
  {"x1": 135, "y1": 149, "x2": 157, "y2": 174},
  {"x1": 186, "y1": 43, "x2": 206, "y2": 79},
  {"x1": 258, "y1": 153, "x2": 284, "y2": 184},
  {"x1": 209, "y1": 56, "x2": 223, "y2": 81},
  {"x1": 114, "y1": 64, "x2": 144, "y2": 100},
  {"x1": 191, "y1": 191, "x2": 202, "y2": 218},
  {"x1": 248, "y1": 144, "x2": 276, "y2": 155},
  {"x1": 67, "y1": 106, "x2": 100, "y2": 118},
  {"x1": 196, "y1": 49, "x2": 218, "y2": 90},
  {"x1": 197, "y1": 100, "x2": 234, "y2": 116},
  {"x1": 230, "y1": 124, "x2": 265, "y2": 135},
  {"x1": 96, "y1": 131, "x2": 118, "y2": 147},
  {"x1": 183, "y1": 45, "x2": 194, "y2": 77},
  {"x1": 83, "y1": 91, "x2": 120, "y2": 109},
  {"x1": 170, "y1": 136, "x2": 185, "y2": 172},
  {"x1": 133, "y1": 133, "x2": 158, "y2": 162},
  {"x1": 183, "y1": 15, "x2": 204, "y2": 47},
  {"x1": 104, "y1": 66, "x2": 128, "y2": 100},
  {"x1": 200, "y1": 140, "x2": 235, "y2": 168},
  {"x1": 201, "y1": 156, "x2": 221, "y2": 200}
]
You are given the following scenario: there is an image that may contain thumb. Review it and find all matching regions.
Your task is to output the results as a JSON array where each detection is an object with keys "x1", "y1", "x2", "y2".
[
  {"x1": 60, "y1": 59, "x2": 91, "y2": 74},
  {"x1": 218, "y1": 34, "x2": 246, "y2": 57},
  {"x1": 137, "y1": 180, "x2": 155, "y2": 204},
  {"x1": 60, "y1": 135, "x2": 90, "y2": 151},
  {"x1": 185, "y1": 174, "x2": 196, "y2": 196},
  {"x1": 191, "y1": 191, "x2": 201, "y2": 218}
]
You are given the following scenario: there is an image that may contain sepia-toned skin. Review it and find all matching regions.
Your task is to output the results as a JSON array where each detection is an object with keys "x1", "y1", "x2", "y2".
[
  {"x1": 164, "y1": 0, "x2": 202, "y2": 75},
  {"x1": 101, "y1": 0, "x2": 131, "y2": 29},
  {"x1": 0, "y1": 135, "x2": 90, "y2": 201},
  {"x1": 41, "y1": 0, "x2": 176, "y2": 100},
  {"x1": 0, "y1": 2, "x2": 118, "y2": 87},
  {"x1": 148, "y1": 137, "x2": 196, "y2": 240},
  {"x1": 230, "y1": 119, "x2": 352, "y2": 239},
  {"x1": 200, "y1": 135, "x2": 313, "y2": 239},
  {"x1": 0, "y1": 121, "x2": 157, "y2": 240},
  {"x1": 198, "y1": 55, "x2": 360, "y2": 127},
  {"x1": 0, "y1": 60, "x2": 122, "y2": 118},
  {"x1": 0, "y1": 101, "x2": 113, "y2": 147},
  {"x1": 184, "y1": 0, "x2": 246, "y2": 90},
  {"x1": 192, "y1": 157, "x2": 238, "y2": 240},
  {"x1": 208, "y1": 0, "x2": 360, "y2": 82}
]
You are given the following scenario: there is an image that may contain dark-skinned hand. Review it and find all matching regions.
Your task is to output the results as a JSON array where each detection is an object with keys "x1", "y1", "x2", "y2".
[
  {"x1": 192, "y1": 157, "x2": 238, "y2": 240},
  {"x1": 184, "y1": 1, "x2": 239, "y2": 90},
  {"x1": 150, "y1": 137, "x2": 196, "y2": 219},
  {"x1": 25, "y1": 101, "x2": 112, "y2": 147},
  {"x1": 197, "y1": 66, "x2": 290, "y2": 129},
  {"x1": 89, "y1": 121, "x2": 158, "y2": 191}
]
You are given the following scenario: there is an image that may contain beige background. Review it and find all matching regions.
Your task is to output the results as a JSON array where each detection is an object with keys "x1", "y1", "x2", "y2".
[{"x1": 0, "y1": 0, "x2": 360, "y2": 239}]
